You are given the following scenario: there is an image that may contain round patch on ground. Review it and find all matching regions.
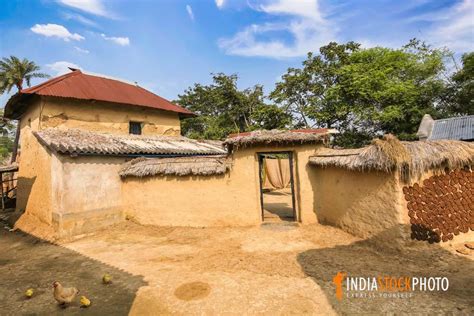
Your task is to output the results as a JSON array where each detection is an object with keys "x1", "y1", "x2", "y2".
[{"x1": 174, "y1": 282, "x2": 211, "y2": 301}]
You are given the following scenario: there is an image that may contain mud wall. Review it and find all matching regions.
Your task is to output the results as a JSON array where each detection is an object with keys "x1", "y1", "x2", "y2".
[
  {"x1": 39, "y1": 97, "x2": 181, "y2": 136},
  {"x1": 122, "y1": 144, "x2": 321, "y2": 227},
  {"x1": 51, "y1": 155, "x2": 126, "y2": 237},
  {"x1": 309, "y1": 167, "x2": 405, "y2": 238},
  {"x1": 15, "y1": 98, "x2": 54, "y2": 224},
  {"x1": 404, "y1": 169, "x2": 473, "y2": 243}
]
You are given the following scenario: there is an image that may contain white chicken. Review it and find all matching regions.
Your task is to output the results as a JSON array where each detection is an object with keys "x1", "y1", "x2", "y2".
[{"x1": 52, "y1": 281, "x2": 79, "y2": 305}]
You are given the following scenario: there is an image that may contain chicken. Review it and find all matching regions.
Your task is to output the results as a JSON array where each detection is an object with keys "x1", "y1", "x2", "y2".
[
  {"x1": 80, "y1": 296, "x2": 91, "y2": 308},
  {"x1": 52, "y1": 281, "x2": 79, "y2": 305},
  {"x1": 102, "y1": 273, "x2": 112, "y2": 284},
  {"x1": 25, "y1": 288, "x2": 34, "y2": 298}
]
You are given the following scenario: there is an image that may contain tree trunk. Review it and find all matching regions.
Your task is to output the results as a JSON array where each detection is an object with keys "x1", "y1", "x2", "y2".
[
  {"x1": 10, "y1": 122, "x2": 20, "y2": 163},
  {"x1": 16, "y1": 80, "x2": 23, "y2": 91}
]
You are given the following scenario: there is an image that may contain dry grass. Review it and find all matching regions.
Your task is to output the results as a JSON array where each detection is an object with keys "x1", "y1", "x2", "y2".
[
  {"x1": 309, "y1": 135, "x2": 474, "y2": 183},
  {"x1": 120, "y1": 156, "x2": 232, "y2": 177},
  {"x1": 224, "y1": 130, "x2": 326, "y2": 149}
]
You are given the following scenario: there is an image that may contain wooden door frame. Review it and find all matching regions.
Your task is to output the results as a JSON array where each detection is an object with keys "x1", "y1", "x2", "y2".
[{"x1": 257, "y1": 151, "x2": 297, "y2": 222}]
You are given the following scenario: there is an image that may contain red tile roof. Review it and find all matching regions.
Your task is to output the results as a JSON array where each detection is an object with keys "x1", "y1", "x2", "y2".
[{"x1": 5, "y1": 69, "x2": 193, "y2": 119}]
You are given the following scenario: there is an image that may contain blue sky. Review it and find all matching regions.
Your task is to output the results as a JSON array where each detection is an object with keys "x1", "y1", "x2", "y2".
[{"x1": 0, "y1": 0, "x2": 473, "y2": 107}]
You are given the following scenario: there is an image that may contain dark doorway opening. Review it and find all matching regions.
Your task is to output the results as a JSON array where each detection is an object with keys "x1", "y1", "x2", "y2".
[{"x1": 258, "y1": 152, "x2": 296, "y2": 222}]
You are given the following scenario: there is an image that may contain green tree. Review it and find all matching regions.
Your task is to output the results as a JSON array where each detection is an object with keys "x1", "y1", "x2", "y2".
[
  {"x1": 444, "y1": 52, "x2": 474, "y2": 115},
  {"x1": 0, "y1": 56, "x2": 49, "y2": 93},
  {"x1": 176, "y1": 73, "x2": 291, "y2": 139},
  {"x1": 271, "y1": 42, "x2": 361, "y2": 129},
  {"x1": 0, "y1": 56, "x2": 50, "y2": 162},
  {"x1": 0, "y1": 113, "x2": 14, "y2": 161},
  {"x1": 336, "y1": 39, "x2": 446, "y2": 141},
  {"x1": 272, "y1": 40, "x2": 448, "y2": 147}
]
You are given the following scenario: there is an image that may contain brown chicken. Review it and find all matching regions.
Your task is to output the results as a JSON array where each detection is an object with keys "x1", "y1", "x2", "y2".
[{"x1": 52, "y1": 281, "x2": 79, "y2": 305}]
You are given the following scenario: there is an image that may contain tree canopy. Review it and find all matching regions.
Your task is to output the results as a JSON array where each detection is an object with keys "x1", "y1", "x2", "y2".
[
  {"x1": 0, "y1": 56, "x2": 49, "y2": 93},
  {"x1": 271, "y1": 40, "x2": 450, "y2": 146},
  {"x1": 444, "y1": 52, "x2": 474, "y2": 115},
  {"x1": 178, "y1": 40, "x2": 471, "y2": 146},
  {"x1": 175, "y1": 73, "x2": 291, "y2": 139},
  {"x1": 0, "y1": 56, "x2": 50, "y2": 162}
]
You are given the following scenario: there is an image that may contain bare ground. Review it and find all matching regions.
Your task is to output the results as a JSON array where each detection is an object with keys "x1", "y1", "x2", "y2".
[{"x1": 1, "y1": 219, "x2": 473, "y2": 315}]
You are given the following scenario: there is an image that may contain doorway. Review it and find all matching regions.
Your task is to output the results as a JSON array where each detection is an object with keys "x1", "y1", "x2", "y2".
[{"x1": 258, "y1": 152, "x2": 296, "y2": 222}]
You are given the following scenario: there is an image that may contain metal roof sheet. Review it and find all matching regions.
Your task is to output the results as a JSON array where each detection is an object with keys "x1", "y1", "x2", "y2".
[
  {"x1": 429, "y1": 115, "x2": 474, "y2": 141},
  {"x1": 8, "y1": 69, "x2": 193, "y2": 117},
  {"x1": 34, "y1": 128, "x2": 227, "y2": 157}
]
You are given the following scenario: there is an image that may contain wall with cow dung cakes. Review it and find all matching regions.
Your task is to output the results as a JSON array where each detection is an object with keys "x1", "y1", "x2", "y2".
[{"x1": 403, "y1": 168, "x2": 473, "y2": 243}]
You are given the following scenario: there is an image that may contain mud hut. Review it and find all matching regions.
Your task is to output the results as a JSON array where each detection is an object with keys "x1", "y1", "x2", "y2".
[
  {"x1": 3, "y1": 69, "x2": 336, "y2": 238},
  {"x1": 308, "y1": 135, "x2": 474, "y2": 242}
]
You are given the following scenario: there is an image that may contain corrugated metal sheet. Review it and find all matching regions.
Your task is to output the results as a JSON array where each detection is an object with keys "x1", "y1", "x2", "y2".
[
  {"x1": 20, "y1": 70, "x2": 193, "y2": 116},
  {"x1": 429, "y1": 115, "x2": 474, "y2": 141},
  {"x1": 34, "y1": 128, "x2": 227, "y2": 156}
]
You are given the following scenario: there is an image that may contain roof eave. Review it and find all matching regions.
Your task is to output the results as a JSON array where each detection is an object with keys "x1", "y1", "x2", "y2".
[
  {"x1": 4, "y1": 92, "x2": 196, "y2": 120},
  {"x1": 178, "y1": 111, "x2": 197, "y2": 119},
  {"x1": 3, "y1": 92, "x2": 35, "y2": 120}
]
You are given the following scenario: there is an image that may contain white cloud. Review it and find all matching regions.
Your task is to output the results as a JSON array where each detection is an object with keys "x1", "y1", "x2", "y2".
[
  {"x1": 258, "y1": 0, "x2": 324, "y2": 21},
  {"x1": 215, "y1": 0, "x2": 225, "y2": 9},
  {"x1": 218, "y1": 0, "x2": 336, "y2": 58},
  {"x1": 422, "y1": 0, "x2": 474, "y2": 52},
  {"x1": 101, "y1": 33, "x2": 130, "y2": 46},
  {"x1": 74, "y1": 46, "x2": 89, "y2": 54},
  {"x1": 58, "y1": 0, "x2": 111, "y2": 17},
  {"x1": 46, "y1": 61, "x2": 82, "y2": 75},
  {"x1": 30, "y1": 23, "x2": 84, "y2": 41},
  {"x1": 186, "y1": 5, "x2": 194, "y2": 21},
  {"x1": 62, "y1": 12, "x2": 98, "y2": 27}
]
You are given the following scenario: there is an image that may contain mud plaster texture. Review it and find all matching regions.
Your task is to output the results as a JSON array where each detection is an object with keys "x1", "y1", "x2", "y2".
[
  {"x1": 40, "y1": 97, "x2": 181, "y2": 136},
  {"x1": 122, "y1": 144, "x2": 321, "y2": 228},
  {"x1": 2, "y1": 218, "x2": 472, "y2": 315},
  {"x1": 310, "y1": 167, "x2": 405, "y2": 239}
]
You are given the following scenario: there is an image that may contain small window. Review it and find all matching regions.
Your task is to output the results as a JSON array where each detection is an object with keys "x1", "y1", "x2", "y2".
[{"x1": 129, "y1": 121, "x2": 142, "y2": 135}]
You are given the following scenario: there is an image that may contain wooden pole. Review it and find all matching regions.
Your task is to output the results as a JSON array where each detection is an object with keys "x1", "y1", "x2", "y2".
[
  {"x1": 11, "y1": 122, "x2": 20, "y2": 163},
  {"x1": 1, "y1": 172, "x2": 4, "y2": 212}
]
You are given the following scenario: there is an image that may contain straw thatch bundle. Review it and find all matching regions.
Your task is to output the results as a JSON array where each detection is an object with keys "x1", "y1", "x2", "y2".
[
  {"x1": 309, "y1": 135, "x2": 474, "y2": 182},
  {"x1": 120, "y1": 156, "x2": 232, "y2": 178},
  {"x1": 224, "y1": 129, "x2": 327, "y2": 149}
]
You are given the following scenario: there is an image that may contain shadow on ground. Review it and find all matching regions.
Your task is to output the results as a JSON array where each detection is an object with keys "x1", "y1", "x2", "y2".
[
  {"x1": 264, "y1": 202, "x2": 294, "y2": 219},
  {"x1": 0, "y1": 227, "x2": 146, "y2": 315},
  {"x1": 297, "y1": 225, "x2": 474, "y2": 314}
]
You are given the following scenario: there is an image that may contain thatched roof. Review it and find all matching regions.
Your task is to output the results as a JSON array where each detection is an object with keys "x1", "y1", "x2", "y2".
[
  {"x1": 224, "y1": 129, "x2": 331, "y2": 149},
  {"x1": 120, "y1": 156, "x2": 231, "y2": 178},
  {"x1": 309, "y1": 135, "x2": 474, "y2": 182},
  {"x1": 34, "y1": 128, "x2": 227, "y2": 157}
]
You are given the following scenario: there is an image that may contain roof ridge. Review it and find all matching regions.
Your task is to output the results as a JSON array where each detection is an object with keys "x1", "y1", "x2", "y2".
[
  {"x1": 21, "y1": 70, "x2": 81, "y2": 94},
  {"x1": 435, "y1": 115, "x2": 474, "y2": 122},
  {"x1": 79, "y1": 72, "x2": 178, "y2": 106},
  {"x1": 80, "y1": 71, "x2": 138, "y2": 87}
]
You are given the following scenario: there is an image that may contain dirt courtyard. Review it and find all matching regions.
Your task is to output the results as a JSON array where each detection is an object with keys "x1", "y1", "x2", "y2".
[
  {"x1": 263, "y1": 188, "x2": 294, "y2": 222},
  {"x1": 1, "y1": 220, "x2": 473, "y2": 315}
]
